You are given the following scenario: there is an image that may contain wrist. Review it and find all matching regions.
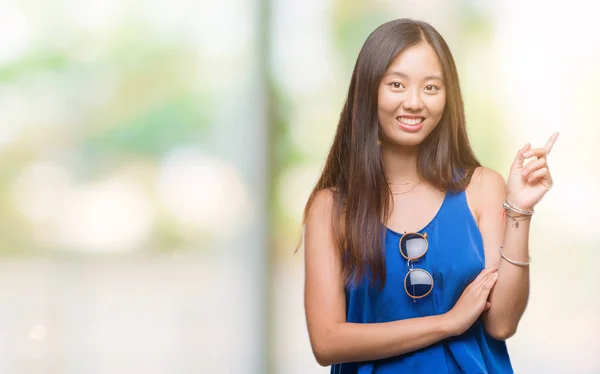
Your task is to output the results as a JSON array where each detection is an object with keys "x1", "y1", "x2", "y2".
[
  {"x1": 505, "y1": 211, "x2": 532, "y2": 219},
  {"x1": 504, "y1": 198, "x2": 535, "y2": 214},
  {"x1": 439, "y1": 312, "x2": 459, "y2": 337}
]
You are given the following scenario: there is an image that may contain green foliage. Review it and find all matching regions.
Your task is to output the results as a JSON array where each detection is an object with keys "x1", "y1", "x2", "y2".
[{"x1": 82, "y1": 94, "x2": 210, "y2": 158}]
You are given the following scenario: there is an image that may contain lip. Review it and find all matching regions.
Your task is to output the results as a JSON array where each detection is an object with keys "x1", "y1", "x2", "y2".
[
  {"x1": 398, "y1": 115, "x2": 424, "y2": 120},
  {"x1": 396, "y1": 116, "x2": 425, "y2": 132}
]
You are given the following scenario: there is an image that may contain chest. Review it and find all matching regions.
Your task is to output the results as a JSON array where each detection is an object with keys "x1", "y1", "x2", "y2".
[
  {"x1": 371, "y1": 196, "x2": 486, "y2": 319},
  {"x1": 384, "y1": 223, "x2": 485, "y2": 290},
  {"x1": 386, "y1": 190, "x2": 447, "y2": 234}
]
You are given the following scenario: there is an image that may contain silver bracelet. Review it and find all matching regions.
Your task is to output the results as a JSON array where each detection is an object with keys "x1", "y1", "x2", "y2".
[
  {"x1": 503, "y1": 200, "x2": 534, "y2": 216},
  {"x1": 505, "y1": 210, "x2": 532, "y2": 228},
  {"x1": 498, "y1": 245, "x2": 531, "y2": 267}
]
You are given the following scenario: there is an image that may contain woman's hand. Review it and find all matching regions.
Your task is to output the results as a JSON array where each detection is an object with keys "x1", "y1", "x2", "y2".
[
  {"x1": 444, "y1": 266, "x2": 499, "y2": 336},
  {"x1": 506, "y1": 132, "x2": 559, "y2": 211}
]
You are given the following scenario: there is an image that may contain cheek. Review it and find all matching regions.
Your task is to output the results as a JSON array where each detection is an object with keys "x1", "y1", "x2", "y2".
[
  {"x1": 428, "y1": 94, "x2": 446, "y2": 117},
  {"x1": 378, "y1": 90, "x2": 399, "y2": 115}
]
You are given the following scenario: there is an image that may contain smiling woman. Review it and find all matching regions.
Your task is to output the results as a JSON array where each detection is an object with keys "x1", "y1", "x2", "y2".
[
  {"x1": 378, "y1": 42, "x2": 446, "y2": 141},
  {"x1": 301, "y1": 18, "x2": 558, "y2": 374}
]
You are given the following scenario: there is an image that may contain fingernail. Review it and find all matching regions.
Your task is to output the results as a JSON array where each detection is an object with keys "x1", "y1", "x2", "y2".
[
  {"x1": 493, "y1": 274, "x2": 499, "y2": 281},
  {"x1": 522, "y1": 169, "x2": 529, "y2": 176},
  {"x1": 523, "y1": 151, "x2": 532, "y2": 157}
]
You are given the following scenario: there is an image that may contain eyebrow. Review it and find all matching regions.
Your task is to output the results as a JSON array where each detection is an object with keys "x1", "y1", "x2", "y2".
[{"x1": 384, "y1": 70, "x2": 444, "y2": 81}]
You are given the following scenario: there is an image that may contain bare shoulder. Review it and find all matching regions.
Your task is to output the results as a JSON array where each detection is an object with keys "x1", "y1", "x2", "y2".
[
  {"x1": 306, "y1": 188, "x2": 336, "y2": 222},
  {"x1": 467, "y1": 166, "x2": 505, "y2": 190},
  {"x1": 466, "y1": 166, "x2": 506, "y2": 221},
  {"x1": 305, "y1": 187, "x2": 345, "y2": 243}
]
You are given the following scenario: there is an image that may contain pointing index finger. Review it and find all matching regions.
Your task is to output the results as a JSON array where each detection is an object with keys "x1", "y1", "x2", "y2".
[{"x1": 544, "y1": 132, "x2": 560, "y2": 155}]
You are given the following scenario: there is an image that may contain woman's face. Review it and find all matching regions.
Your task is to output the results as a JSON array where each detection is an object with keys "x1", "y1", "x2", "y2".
[{"x1": 377, "y1": 42, "x2": 446, "y2": 148}]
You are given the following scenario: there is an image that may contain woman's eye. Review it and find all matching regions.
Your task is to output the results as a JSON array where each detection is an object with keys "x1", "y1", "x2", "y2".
[
  {"x1": 391, "y1": 82, "x2": 404, "y2": 89},
  {"x1": 424, "y1": 85, "x2": 439, "y2": 93}
]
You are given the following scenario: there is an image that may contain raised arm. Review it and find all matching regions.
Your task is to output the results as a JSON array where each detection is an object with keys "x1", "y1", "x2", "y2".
[
  {"x1": 472, "y1": 166, "x2": 528, "y2": 340},
  {"x1": 476, "y1": 133, "x2": 558, "y2": 340}
]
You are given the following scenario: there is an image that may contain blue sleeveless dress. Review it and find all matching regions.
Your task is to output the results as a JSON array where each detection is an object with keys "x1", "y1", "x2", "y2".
[{"x1": 331, "y1": 189, "x2": 514, "y2": 373}]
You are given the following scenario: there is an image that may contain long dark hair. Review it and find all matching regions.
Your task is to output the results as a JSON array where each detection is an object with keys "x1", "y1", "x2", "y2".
[{"x1": 303, "y1": 19, "x2": 481, "y2": 288}]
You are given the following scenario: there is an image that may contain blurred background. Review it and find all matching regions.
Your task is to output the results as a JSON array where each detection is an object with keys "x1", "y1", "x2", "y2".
[{"x1": 0, "y1": 0, "x2": 598, "y2": 373}]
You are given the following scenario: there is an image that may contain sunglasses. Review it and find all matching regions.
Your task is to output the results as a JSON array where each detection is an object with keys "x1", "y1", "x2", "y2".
[{"x1": 399, "y1": 232, "x2": 434, "y2": 302}]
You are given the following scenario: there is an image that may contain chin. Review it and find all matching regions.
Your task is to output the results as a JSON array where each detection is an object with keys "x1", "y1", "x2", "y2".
[
  {"x1": 386, "y1": 130, "x2": 434, "y2": 148},
  {"x1": 395, "y1": 137, "x2": 427, "y2": 147},
  {"x1": 379, "y1": 136, "x2": 421, "y2": 149}
]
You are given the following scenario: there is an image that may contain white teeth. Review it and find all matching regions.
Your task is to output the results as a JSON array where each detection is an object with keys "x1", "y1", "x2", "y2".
[{"x1": 398, "y1": 117, "x2": 424, "y2": 125}]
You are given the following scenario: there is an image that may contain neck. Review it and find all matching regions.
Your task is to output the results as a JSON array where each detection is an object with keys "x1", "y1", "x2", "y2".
[{"x1": 380, "y1": 143, "x2": 420, "y2": 184}]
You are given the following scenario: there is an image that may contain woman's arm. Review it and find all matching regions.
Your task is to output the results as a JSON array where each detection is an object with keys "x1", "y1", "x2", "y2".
[
  {"x1": 474, "y1": 167, "x2": 530, "y2": 340},
  {"x1": 476, "y1": 134, "x2": 557, "y2": 340},
  {"x1": 304, "y1": 189, "x2": 457, "y2": 366}
]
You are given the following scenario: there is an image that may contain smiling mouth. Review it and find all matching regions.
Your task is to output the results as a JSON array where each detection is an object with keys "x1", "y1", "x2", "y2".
[{"x1": 396, "y1": 116, "x2": 425, "y2": 125}]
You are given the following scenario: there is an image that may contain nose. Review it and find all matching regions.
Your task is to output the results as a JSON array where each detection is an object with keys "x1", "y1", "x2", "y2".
[{"x1": 402, "y1": 87, "x2": 423, "y2": 111}]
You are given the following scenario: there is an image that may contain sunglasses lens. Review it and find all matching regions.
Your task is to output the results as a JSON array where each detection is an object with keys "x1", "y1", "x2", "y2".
[
  {"x1": 405, "y1": 269, "x2": 433, "y2": 298},
  {"x1": 400, "y1": 233, "x2": 428, "y2": 260}
]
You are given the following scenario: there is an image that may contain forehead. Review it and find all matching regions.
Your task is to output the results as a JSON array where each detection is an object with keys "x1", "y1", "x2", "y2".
[{"x1": 386, "y1": 42, "x2": 443, "y2": 77}]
